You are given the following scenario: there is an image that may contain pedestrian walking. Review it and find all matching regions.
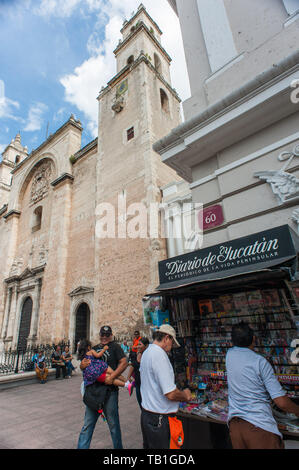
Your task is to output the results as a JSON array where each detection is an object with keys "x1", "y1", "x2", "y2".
[
  {"x1": 130, "y1": 330, "x2": 141, "y2": 362},
  {"x1": 226, "y1": 322, "x2": 299, "y2": 449},
  {"x1": 77, "y1": 326, "x2": 128, "y2": 449},
  {"x1": 140, "y1": 324, "x2": 192, "y2": 449},
  {"x1": 77, "y1": 339, "x2": 132, "y2": 392},
  {"x1": 127, "y1": 337, "x2": 149, "y2": 409}
]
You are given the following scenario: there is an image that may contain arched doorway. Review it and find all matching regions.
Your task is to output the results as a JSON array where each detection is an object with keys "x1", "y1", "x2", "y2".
[
  {"x1": 17, "y1": 297, "x2": 33, "y2": 351},
  {"x1": 74, "y1": 303, "x2": 90, "y2": 352}
]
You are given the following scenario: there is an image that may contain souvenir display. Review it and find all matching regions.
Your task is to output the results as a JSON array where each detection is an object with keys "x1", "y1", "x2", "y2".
[{"x1": 169, "y1": 287, "x2": 299, "y2": 434}]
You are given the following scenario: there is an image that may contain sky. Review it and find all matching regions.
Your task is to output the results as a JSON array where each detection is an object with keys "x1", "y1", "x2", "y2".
[{"x1": 0, "y1": 0, "x2": 190, "y2": 158}]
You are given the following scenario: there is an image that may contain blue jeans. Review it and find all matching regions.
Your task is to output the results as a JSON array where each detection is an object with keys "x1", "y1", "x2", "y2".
[
  {"x1": 65, "y1": 361, "x2": 75, "y2": 376},
  {"x1": 77, "y1": 390, "x2": 123, "y2": 449}
]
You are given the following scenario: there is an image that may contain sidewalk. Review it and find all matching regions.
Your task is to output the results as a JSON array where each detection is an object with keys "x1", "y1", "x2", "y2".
[{"x1": 0, "y1": 374, "x2": 143, "y2": 449}]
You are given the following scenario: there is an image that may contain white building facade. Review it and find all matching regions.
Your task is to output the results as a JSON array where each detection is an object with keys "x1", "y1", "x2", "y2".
[{"x1": 155, "y1": 0, "x2": 299, "y2": 248}]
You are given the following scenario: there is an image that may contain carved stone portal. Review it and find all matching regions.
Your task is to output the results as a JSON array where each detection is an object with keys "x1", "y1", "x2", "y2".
[{"x1": 30, "y1": 162, "x2": 52, "y2": 206}]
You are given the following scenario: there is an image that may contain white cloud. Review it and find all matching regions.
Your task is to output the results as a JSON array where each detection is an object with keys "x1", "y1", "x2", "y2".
[
  {"x1": 0, "y1": 79, "x2": 21, "y2": 121},
  {"x1": 60, "y1": 0, "x2": 190, "y2": 138},
  {"x1": 23, "y1": 102, "x2": 48, "y2": 132},
  {"x1": 34, "y1": 0, "x2": 81, "y2": 18}
]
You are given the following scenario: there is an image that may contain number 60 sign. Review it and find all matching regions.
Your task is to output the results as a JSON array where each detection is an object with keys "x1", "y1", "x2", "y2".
[{"x1": 198, "y1": 204, "x2": 224, "y2": 231}]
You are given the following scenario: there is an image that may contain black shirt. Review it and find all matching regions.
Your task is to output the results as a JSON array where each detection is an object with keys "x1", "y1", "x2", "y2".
[
  {"x1": 93, "y1": 341, "x2": 126, "y2": 390},
  {"x1": 129, "y1": 355, "x2": 141, "y2": 387}
]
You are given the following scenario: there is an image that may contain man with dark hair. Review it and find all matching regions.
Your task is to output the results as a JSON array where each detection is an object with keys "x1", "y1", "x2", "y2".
[
  {"x1": 51, "y1": 345, "x2": 67, "y2": 380},
  {"x1": 77, "y1": 326, "x2": 128, "y2": 449},
  {"x1": 226, "y1": 322, "x2": 299, "y2": 449},
  {"x1": 140, "y1": 324, "x2": 192, "y2": 449}
]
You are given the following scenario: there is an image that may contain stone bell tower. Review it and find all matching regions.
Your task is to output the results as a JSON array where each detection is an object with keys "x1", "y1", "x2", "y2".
[{"x1": 94, "y1": 4, "x2": 182, "y2": 334}]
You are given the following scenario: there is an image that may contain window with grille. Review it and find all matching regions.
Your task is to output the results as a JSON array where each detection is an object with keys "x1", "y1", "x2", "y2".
[{"x1": 127, "y1": 127, "x2": 135, "y2": 141}]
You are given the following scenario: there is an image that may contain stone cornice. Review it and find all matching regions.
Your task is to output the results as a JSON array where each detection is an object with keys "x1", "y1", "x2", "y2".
[
  {"x1": 120, "y1": 5, "x2": 163, "y2": 36},
  {"x1": 51, "y1": 173, "x2": 74, "y2": 188},
  {"x1": 98, "y1": 53, "x2": 180, "y2": 103},
  {"x1": 68, "y1": 286, "x2": 94, "y2": 297},
  {"x1": 4, "y1": 265, "x2": 46, "y2": 284},
  {"x1": 0, "y1": 204, "x2": 8, "y2": 217},
  {"x1": 3, "y1": 210, "x2": 21, "y2": 221},
  {"x1": 0, "y1": 158, "x2": 15, "y2": 169},
  {"x1": 153, "y1": 50, "x2": 299, "y2": 155},
  {"x1": 72, "y1": 138, "x2": 98, "y2": 164},
  {"x1": 11, "y1": 116, "x2": 83, "y2": 175},
  {"x1": 114, "y1": 21, "x2": 171, "y2": 63},
  {"x1": 0, "y1": 181, "x2": 11, "y2": 192}
]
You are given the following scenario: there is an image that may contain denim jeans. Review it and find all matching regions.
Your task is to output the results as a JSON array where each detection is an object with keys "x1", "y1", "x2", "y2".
[
  {"x1": 65, "y1": 361, "x2": 75, "y2": 376},
  {"x1": 77, "y1": 390, "x2": 123, "y2": 449}
]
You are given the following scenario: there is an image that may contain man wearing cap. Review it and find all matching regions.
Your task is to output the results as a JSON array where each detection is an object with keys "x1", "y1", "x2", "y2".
[
  {"x1": 77, "y1": 326, "x2": 127, "y2": 449},
  {"x1": 140, "y1": 324, "x2": 192, "y2": 449}
]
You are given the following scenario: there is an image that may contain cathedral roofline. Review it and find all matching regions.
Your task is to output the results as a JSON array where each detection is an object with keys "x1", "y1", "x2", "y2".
[
  {"x1": 114, "y1": 21, "x2": 171, "y2": 63},
  {"x1": 120, "y1": 4, "x2": 163, "y2": 36},
  {"x1": 72, "y1": 137, "x2": 98, "y2": 164},
  {"x1": 98, "y1": 53, "x2": 181, "y2": 103},
  {"x1": 11, "y1": 115, "x2": 82, "y2": 175}
]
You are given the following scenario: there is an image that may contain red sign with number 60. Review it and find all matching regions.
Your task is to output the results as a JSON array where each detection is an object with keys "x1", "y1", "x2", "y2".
[{"x1": 198, "y1": 204, "x2": 224, "y2": 231}]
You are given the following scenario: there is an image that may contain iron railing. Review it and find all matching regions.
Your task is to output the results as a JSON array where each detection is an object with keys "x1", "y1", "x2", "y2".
[{"x1": 0, "y1": 341, "x2": 70, "y2": 375}]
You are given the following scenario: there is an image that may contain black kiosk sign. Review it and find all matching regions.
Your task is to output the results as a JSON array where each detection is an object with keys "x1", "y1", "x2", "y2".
[{"x1": 158, "y1": 225, "x2": 298, "y2": 290}]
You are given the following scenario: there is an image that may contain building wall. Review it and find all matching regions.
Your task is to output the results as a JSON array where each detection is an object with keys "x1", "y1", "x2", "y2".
[
  {"x1": 175, "y1": 0, "x2": 299, "y2": 119},
  {"x1": 158, "y1": 0, "x2": 299, "y2": 254},
  {"x1": 95, "y1": 54, "x2": 181, "y2": 334}
]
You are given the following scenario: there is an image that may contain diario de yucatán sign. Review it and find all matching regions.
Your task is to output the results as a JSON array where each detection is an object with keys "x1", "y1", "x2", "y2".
[{"x1": 158, "y1": 225, "x2": 298, "y2": 288}]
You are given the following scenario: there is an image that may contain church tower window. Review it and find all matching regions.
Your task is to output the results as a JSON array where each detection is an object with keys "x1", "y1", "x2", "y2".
[
  {"x1": 32, "y1": 206, "x2": 43, "y2": 232},
  {"x1": 154, "y1": 53, "x2": 162, "y2": 74},
  {"x1": 160, "y1": 89, "x2": 170, "y2": 113},
  {"x1": 127, "y1": 55, "x2": 134, "y2": 65},
  {"x1": 127, "y1": 127, "x2": 135, "y2": 141}
]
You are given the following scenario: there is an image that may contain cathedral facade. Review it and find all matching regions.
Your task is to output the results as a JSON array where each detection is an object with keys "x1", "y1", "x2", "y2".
[{"x1": 0, "y1": 5, "x2": 181, "y2": 351}]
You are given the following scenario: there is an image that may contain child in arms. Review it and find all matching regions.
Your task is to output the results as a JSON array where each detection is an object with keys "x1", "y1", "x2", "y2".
[{"x1": 78, "y1": 339, "x2": 134, "y2": 394}]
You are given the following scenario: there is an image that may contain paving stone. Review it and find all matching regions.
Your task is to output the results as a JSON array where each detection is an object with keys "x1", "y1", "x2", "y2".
[{"x1": 0, "y1": 375, "x2": 143, "y2": 449}]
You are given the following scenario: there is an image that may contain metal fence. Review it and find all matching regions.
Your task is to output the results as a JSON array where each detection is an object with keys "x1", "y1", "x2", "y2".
[{"x1": 0, "y1": 341, "x2": 70, "y2": 376}]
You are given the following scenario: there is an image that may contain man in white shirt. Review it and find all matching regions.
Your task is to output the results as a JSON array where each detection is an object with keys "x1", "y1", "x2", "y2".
[{"x1": 140, "y1": 324, "x2": 192, "y2": 449}]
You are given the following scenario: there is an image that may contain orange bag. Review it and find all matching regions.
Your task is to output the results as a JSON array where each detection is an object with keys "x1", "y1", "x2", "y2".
[{"x1": 168, "y1": 417, "x2": 184, "y2": 449}]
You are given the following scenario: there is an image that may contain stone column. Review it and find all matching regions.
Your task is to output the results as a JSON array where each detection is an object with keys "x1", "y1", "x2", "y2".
[
  {"x1": 28, "y1": 278, "x2": 42, "y2": 344},
  {"x1": 172, "y1": 204, "x2": 184, "y2": 256},
  {"x1": 1, "y1": 286, "x2": 13, "y2": 340},
  {"x1": 7, "y1": 284, "x2": 19, "y2": 348}
]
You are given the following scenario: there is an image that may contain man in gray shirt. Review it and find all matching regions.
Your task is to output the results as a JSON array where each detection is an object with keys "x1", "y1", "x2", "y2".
[{"x1": 226, "y1": 322, "x2": 299, "y2": 449}]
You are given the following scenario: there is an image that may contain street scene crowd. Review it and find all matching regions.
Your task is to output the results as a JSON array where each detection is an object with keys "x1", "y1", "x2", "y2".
[{"x1": 30, "y1": 323, "x2": 299, "y2": 450}]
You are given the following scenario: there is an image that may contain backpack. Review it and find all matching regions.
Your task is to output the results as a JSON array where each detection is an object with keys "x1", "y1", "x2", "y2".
[{"x1": 83, "y1": 382, "x2": 111, "y2": 412}]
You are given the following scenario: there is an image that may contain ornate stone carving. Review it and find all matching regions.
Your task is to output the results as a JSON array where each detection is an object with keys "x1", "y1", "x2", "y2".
[
  {"x1": 39, "y1": 245, "x2": 49, "y2": 265},
  {"x1": 30, "y1": 162, "x2": 52, "y2": 206},
  {"x1": 9, "y1": 257, "x2": 24, "y2": 276},
  {"x1": 254, "y1": 144, "x2": 299, "y2": 205},
  {"x1": 292, "y1": 208, "x2": 299, "y2": 235},
  {"x1": 112, "y1": 96, "x2": 125, "y2": 113}
]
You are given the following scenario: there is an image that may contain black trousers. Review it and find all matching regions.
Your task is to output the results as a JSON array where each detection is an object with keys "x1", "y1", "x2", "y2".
[
  {"x1": 54, "y1": 364, "x2": 67, "y2": 378},
  {"x1": 141, "y1": 408, "x2": 173, "y2": 449}
]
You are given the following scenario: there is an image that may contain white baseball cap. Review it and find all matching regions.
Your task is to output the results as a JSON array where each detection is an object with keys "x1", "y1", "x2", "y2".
[{"x1": 158, "y1": 324, "x2": 180, "y2": 348}]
